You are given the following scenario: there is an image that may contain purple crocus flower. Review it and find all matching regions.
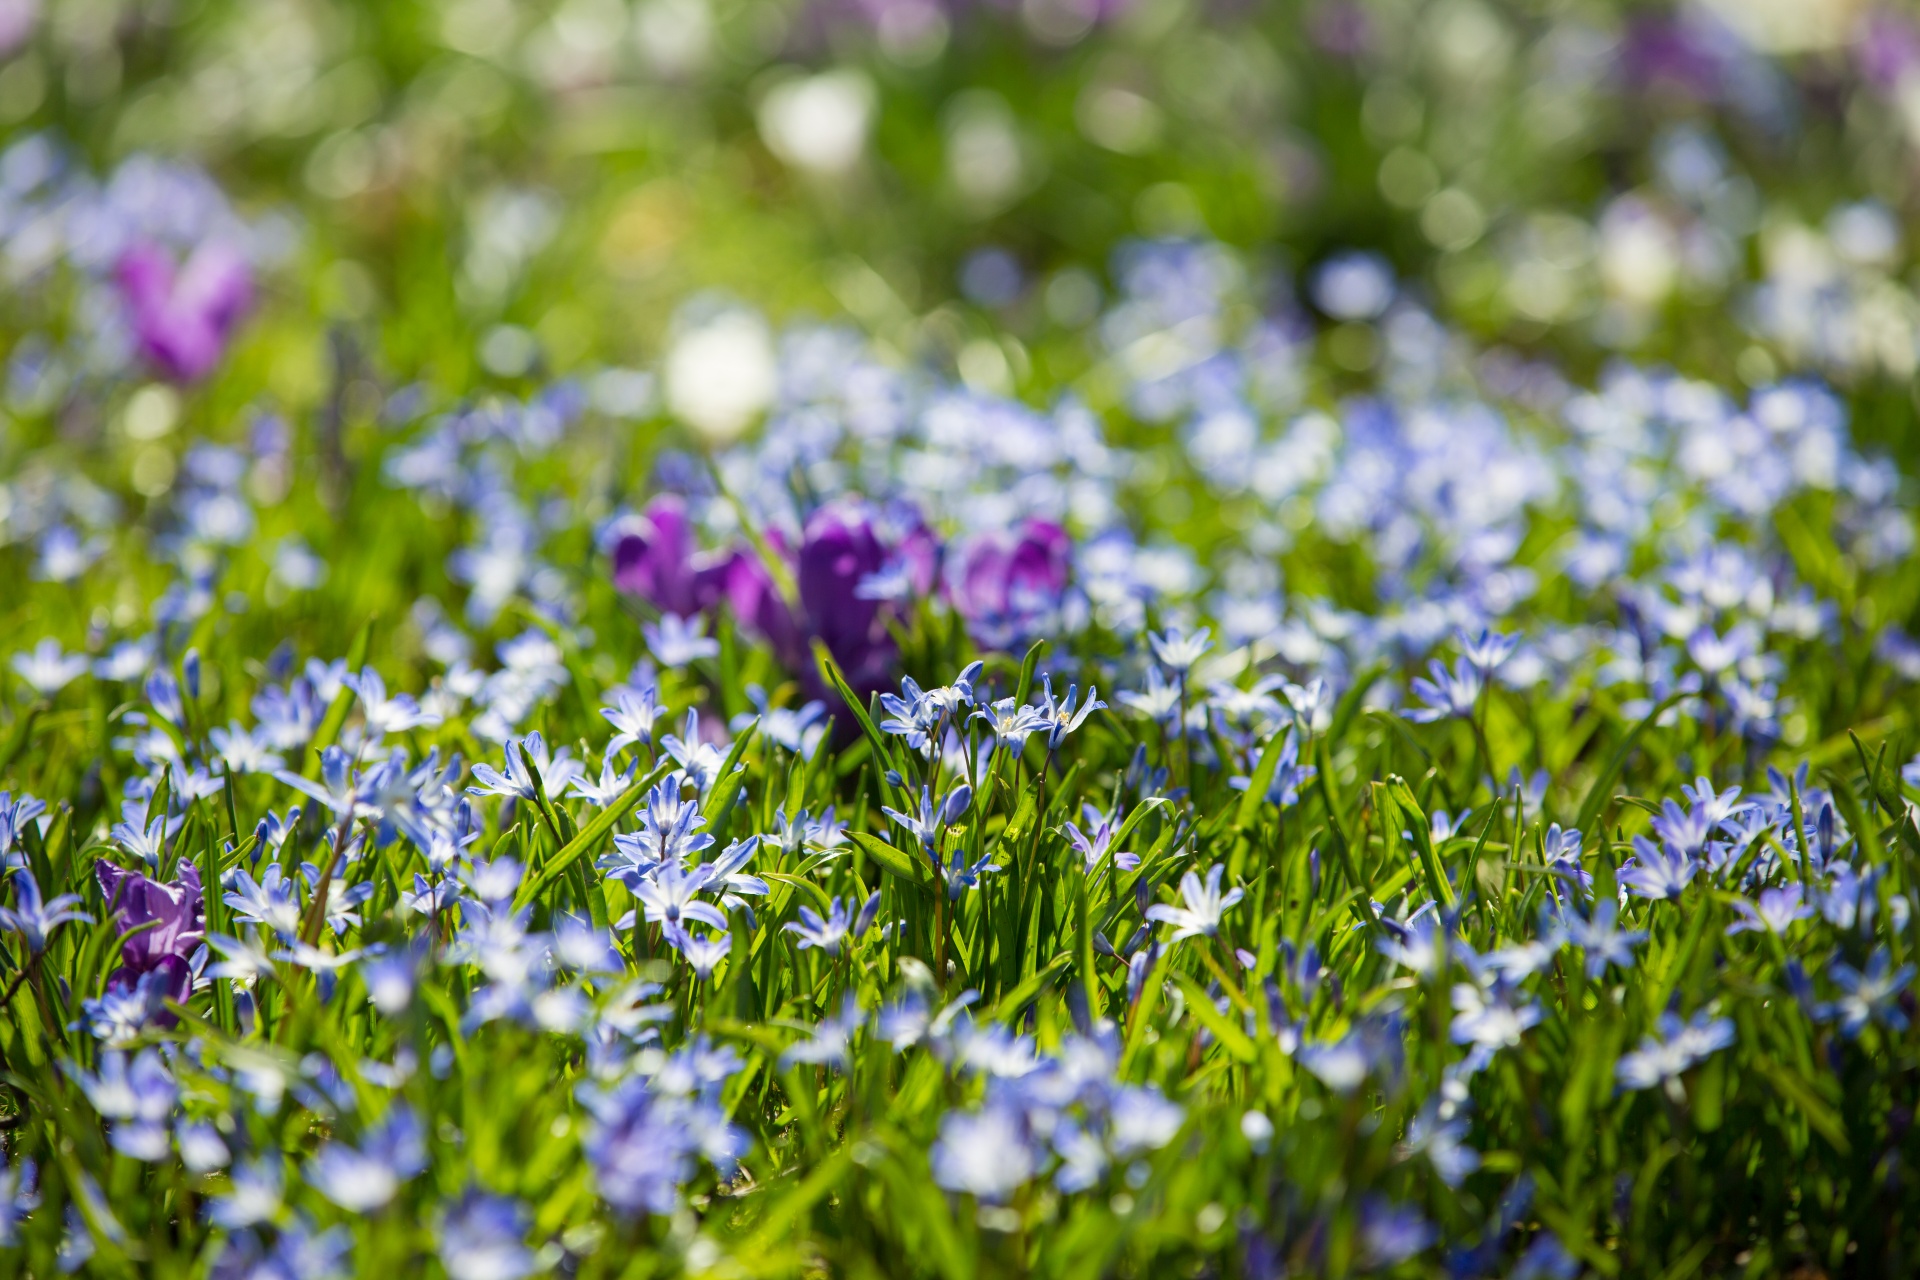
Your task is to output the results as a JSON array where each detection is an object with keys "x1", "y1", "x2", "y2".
[
  {"x1": 612, "y1": 495, "x2": 935, "y2": 704},
  {"x1": 1615, "y1": 11, "x2": 1749, "y2": 104},
  {"x1": 943, "y1": 518, "x2": 1072, "y2": 650},
  {"x1": 795, "y1": 500, "x2": 899, "y2": 691},
  {"x1": 724, "y1": 500, "x2": 925, "y2": 701},
  {"x1": 609, "y1": 495, "x2": 735, "y2": 616},
  {"x1": 95, "y1": 860, "x2": 204, "y2": 1006},
  {"x1": 0, "y1": 0, "x2": 37, "y2": 59},
  {"x1": 719, "y1": 532, "x2": 808, "y2": 668},
  {"x1": 1850, "y1": 9, "x2": 1920, "y2": 90},
  {"x1": 115, "y1": 241, "x2": 254, "y2": 382},
  {"x1": 1857, "y1": 10, "x2": 1920, "y2": 90},
  {"x1": 1308, "y1": 1, "x2": 1372, "y2": 57}
]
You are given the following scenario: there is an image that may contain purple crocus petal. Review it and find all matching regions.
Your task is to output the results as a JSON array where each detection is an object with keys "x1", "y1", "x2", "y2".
[
  {"x1": 798, "y1": 501, "x2": 897, "y2": 694},
  {"x1": 115, "y1": 240, "x2": 254, "y2": 382},
  {"x1": 1616, "y1": 14, "x2": 1728, "y2": 100},
  {"x1": 798, "y1": 502, "x2": 887, "y2": 652},
  {"x1": 954, "y1": 539, "x2": 1009, "y2": 619},
  {"x1": 97, "y1": 860, "x2": 205, "y2": 976},
  {"x1": 1003, "y1": 519, "x2": 1071, "y2": 604},
  {"x1": 897, "y1": 522, "x2": 942, "y2": 598},
  {"x1": 1857, "y1": 11, "x2": 1920, "y2": 90},
  {"x1": 946, "y1": 518, "x2": 1072, "y2": 649},
  {"x1": 722, "y1": 541, "x2": 806, "y2": 671},
  {"x1": 0, "y1": 0, "x2": 37, "y2": 59},
  {"x1": 612, "y1": 496, "x2": 705, "y2": 615},
  {"x1": 1308, "y1": 0, "x2": 1371, "y2": 57}
]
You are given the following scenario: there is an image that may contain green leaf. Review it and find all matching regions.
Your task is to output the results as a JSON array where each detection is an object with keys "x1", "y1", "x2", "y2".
[
  {"x1": 814, "y1": 642, "x2": 901, "y2": 798},
  {"x1": 304, "y1": 616, "x2": 374, "y2": 774},
  {"x1": 989, "y1": 950, "x2": 1072, "y2": 1022},
  {"x1": 1389, "y1": 775, "x2": 1454, "y2": 907},
  {"x1": 513, "y1": 761, "x2": 675, "y2": 909},
  {"x1": 1170, "y1": 970, "x2": 1256, "y2": 1062},
  {"x1": 740, "y1": 1146, "x2": 855, "y2": 1254},
  {"x1": 847, "y1": 830, "x2": 931, "y2": 888},
  {"x1": 1233, "y1": 731, "x2": 1289, "y2": 831},
  {"x1": 1014, "y1": 637, "x2": 1047, "y2": 709},
  {"x1": 702, "y1": 719, "x2": 761, "y2": 843},
  {"x1": 1571, "y1": 690, "x2": 1685, "y2": 839},
  {"x1": 1752, "y1": 1057, "x2": 1850, "y2": 1154},
  {"x1": 762, "y1": 870, "x2": 835, "y2": 917},
  {"x1": 1312, "y1": 735, "x2": 1377, "y2": 927}
]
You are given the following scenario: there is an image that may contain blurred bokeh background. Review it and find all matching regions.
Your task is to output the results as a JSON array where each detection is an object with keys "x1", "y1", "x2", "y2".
[{"x1": 5, "y1": 0, "x2": 1920, "y2": 457}]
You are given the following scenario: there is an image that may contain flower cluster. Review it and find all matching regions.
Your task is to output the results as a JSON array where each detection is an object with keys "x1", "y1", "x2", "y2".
[{"x1": 5, "y1": 3, "x2": 1920, "y2": 1275}]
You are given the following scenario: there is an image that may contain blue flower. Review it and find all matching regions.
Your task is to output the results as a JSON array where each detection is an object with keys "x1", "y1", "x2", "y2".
[
  {"x1": 305, "y1": 1106, "x2": 427, "y2": 1212},
  {"x1": 1451, "y1": 976, "x2": 1544, "y2": 1052},
  {"x1": 601, "y1": 685, "x2": 662, "y2": 754},
  {"x1": 438, "y1": 1190, "x2": 536, "y2": 1280},
  {"x1": 468, "y1": 733, "x2": 577, "y2": 803},
  {"x1": 782, "y1": 993, "x2": 864, "y2": 1068},
  {"x1": 783, "y1": 898, "x2": 853, "y2": 954},
  {"x1": 1541, "y1": 823, "x2": 1590, "y2": 892},
  {"x1": 1227, "y1": 727, "x2": 1316, "y2": 810},
  {"x1": 1147, "y1": 625, "x2": 1212, "y2": 674},
  {"x1": 1822, "y1": 948, "x2": 1915, "y2": 1037},
  {"x1": 1618, "y1": 837, "x2": 1696, "y2": 900},
  {"x1": 1561, "y1": 899, "x2": 1647, "y2": 978},
  {"x1": 1063, "y1": 805, "x2": 1140, "y2": 874},
  {"x1": 660, "y1": 709, "x2": 730, "y2": 794},
  {"x1": 971, "y1": 697, "x2": 1049, "y2": 752},
  {"x1": 1036, "y1": 675, "x2": 1106, "y2": 750},
  {"x1": 1406, "y1": 658, "x2": 1482, "y2": 723},
  {"x1": 930, "y1": 1104, "x2": 1037, "y2": 1202},
  {"x1": 1145, "y1": 865, "x2": 1243, "y2": 941},
  {"x1": 664, "y1": 923, "x2": 731, "y2": 980},
  {"x1": 627, "y1": 862, "x2": 729, "y2": 932},
  {"x1": 1117, "y1": 667, "x2": 1183, "y2": 725},
  {"x1": 606, "y1": 781, "x2": 714, "y2": 876},
  {"x1": 742, "y1": 688, "x2": 828, "y2": 758},
  {"x1": 1615, "y1": 1009, "x2": 1735, "y2": 1094},
  {"x1": 11, "y1": 638, "x2": 89, "y2": 696},
  {"x1": 0, "y1": 1158, "x2": 39, "y2": 1246},
  {"x1": 1726, "y1": 884, "x2": 1815, "y2": 935},
  {"x1": 705, "y1": 837, "x2": 769, "y2": 914},
  {"x1": 79, "y1": 971, "x2": 175, "y2": 1046},
  {"x1": 1298, "y1": 1032, "x2": 1380, "y2": 1096},
  {"x1": 770, "y1": 807, "x2": 845, "y2": 861},
  {"x1": 177, "y1": 1122, "x2": 230, "y2": 1173},
  {"x1": 0, "y1": 868, "x2": 92, "y2": 953},
  {"x1": 1358, "y1": 1197, "x2": 1435, "y2": 1268},
  {"x1": 212, "y1": 1216, "x2": 348, "y2": 1280},
  {"x1": 567, "y1": 755, "x2": 638, "y2": 808},
  {"x1": 1458, "y1": 627, "x2": 1518, "y2": 674},
  {"x1": 345, "y1": 667, "x2": 439, "y2": 737},
  {"x1": 643, "y1": 612, "x2": 720, "y2": 668},
  {"x1": 881, "y1": 784, "x2": 972, "y2": 860},
  {"x1": 580, "y1": 1075, "x2": 746, "y2": 1217},
  {"x1": 109, "y1": 803, "x2": 173, "y2": 871},
  {"x1": 66, "y1": 1049, "x2": 176, "y2": 1162},
  {"x1": 0, "y1": 792, "x2": 47, "y2": 860},
  {"x1": 1107, "y1": 1084, "x2": 1184, "y2": 1155},
  {"x1": 207, "y1": 1157, "x2": 282, "y2": 1228},
  {"x1": 223, "y1": 863, "x2": 304, "y2": 937}
]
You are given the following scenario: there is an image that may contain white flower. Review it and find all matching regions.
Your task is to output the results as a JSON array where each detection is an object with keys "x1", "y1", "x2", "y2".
[{"x1": 1145, "y1": 865, "x2": 1244, "y2": 941}]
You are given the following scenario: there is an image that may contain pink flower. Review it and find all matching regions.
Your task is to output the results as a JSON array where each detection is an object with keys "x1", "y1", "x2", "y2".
[{"x1": 115, "y1": 240, "x2": 254, "y2": 382}]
